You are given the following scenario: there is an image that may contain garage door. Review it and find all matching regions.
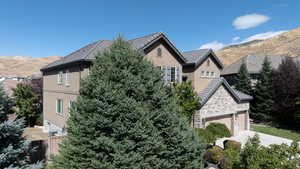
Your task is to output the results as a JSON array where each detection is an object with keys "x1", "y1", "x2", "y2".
[
  {"x1": 237, "y1": 111, "x2": 247, "y2": 131},
  {"x1": 205, "y1": 115, "x2": 233, "y2": 134}
]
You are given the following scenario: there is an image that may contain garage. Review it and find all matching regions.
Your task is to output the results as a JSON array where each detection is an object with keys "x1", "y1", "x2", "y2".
[
  {"x1": 205, "y1": 114, "x2": 234, "y2": 134},
  {"x1": 237, "y1": 111, "x2": 247, "y2": 131}
]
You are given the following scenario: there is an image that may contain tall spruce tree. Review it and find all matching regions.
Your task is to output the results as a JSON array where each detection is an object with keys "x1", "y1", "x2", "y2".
[
  {"x1": 53, "y1": 37, "x2": 203, "y2": 169},
  {"x1": 235, "y1": 62, "x2": 252, "y2": 95},
  {"x1": 251, "y1": 57, "x2": 274, "y2": 121},
  {"x1": 0, "y1": 84, "x2": 43, "y2": 169}
]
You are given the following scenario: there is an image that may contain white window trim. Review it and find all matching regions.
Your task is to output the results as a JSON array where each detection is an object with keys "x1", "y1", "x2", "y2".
[
  {"x1": 56, "y1": 99, "x2": 63, "y2": 116},
  {"x1": 57, "y1": 71, "x2": 63, "y2": 85},
  {"x1": 170, "y1": 66, "x2": 176, "y2": 83},
  {"x1": 65, "y1": 70, "x2": 69, "y2": 86}
]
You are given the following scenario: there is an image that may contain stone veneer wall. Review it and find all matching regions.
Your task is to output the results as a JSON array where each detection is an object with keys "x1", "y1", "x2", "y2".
[{"x1": 194, "y1": 85, "x2": 249, "y2": 129}]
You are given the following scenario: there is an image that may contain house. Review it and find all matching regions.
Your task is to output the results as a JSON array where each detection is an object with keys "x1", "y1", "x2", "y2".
[
  {"x1": 221, "y1": 54, "x2": 300, "y2": 86},
  {"x1": 41, "y1": 32, "x2": 252, "y2": 136},
  {"x1": 181, "y1": 49, "x2": 252, "y2": 135}
]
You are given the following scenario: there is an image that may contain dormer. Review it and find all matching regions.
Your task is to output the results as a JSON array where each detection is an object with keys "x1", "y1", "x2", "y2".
[{"x1": 182, "y1": 49, "x2": 224, "y2": 93}]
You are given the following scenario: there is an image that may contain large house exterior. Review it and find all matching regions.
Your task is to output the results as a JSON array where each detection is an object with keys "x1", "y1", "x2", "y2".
[{"x1": 41, "y1": 32, "x2": 252, "y2": 136}]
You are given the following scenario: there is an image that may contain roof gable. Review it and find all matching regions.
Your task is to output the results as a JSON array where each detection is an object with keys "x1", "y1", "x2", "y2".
[
  {"x1": 182, "y1": 49, "x2": 223, "y2": 70},
  {"x1": 199, "y1": 77, "x2": 252, "y2": 106},
  {"x1": 41, "y1": 32, "x2": 186, "y2": 71}
]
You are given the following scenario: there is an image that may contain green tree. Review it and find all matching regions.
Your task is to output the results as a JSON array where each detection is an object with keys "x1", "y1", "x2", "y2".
[
  {"x1": 272, "y1": 57, "x2": 300, "y2": 127},
  {"x1": 0, "y1": 84, "x2": 43, "y2": 169},
  {"x1": 235, "y1": 62, "x2": 252, "y2": 95},
  {"x1": 52, "y1": 37, "x2": 204, "y2": 169},
  {"x1": 251, "y1": 57, "x2": 274, "y2": 121},
  {"x1": 12, "y1": 83, "x2": 40, "y2": 127},
  {"x1": 237, "y1": 134, "x2": 300, "y2": 169},
  {"x1": 175, "y1": 81, "x2": 200, "y2": 125},
  {"x1": 0, "y1": 83, "x2": 14, "y2": 121}
]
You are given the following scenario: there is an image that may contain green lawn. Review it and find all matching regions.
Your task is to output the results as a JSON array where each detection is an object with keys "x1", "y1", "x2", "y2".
[{"x1": 251, "y1": 124, "x2": 300, "y2": 142}]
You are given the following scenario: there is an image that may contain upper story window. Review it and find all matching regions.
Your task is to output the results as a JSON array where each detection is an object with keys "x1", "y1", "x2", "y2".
[
  {"x1": 206, "y1": 71, "x2": 210, "y2": 77},
  {"x1": 65, "y1": 70, "x2": 69, "y2": 86},
  {"x1": 207, "y1": 59, "x2": 210, "y2": 66},
  {"x1": 201, "y1": 71, "x2": 205, "y2": 77},
  {"x1": 157, "y1": 47, "x2": 162, "y2": 57},
  {"x1": 56, "y1": 99, "x2": 63, "y2": 116},
  {"x1": 210, "y1": 71, "x2": 215, "y2": 77},
  {"x1": 57, "y1": 71, "x2": 63, "y2": 84}
]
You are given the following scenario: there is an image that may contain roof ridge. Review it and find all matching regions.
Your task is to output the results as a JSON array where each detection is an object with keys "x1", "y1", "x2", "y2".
[
  {"x1": 128, "y1": 32, "x2": 162, "y2": 41},
  {"x1": 183, "y1": 48, "x2": 210, "y2": 53}
]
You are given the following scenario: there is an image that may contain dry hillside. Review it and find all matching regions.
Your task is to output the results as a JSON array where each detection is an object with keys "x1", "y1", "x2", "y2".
[
  {"x1": 0, "y1": 56, "x2": 60, "y2": 77},
  {"x1": 217, "y1": 27, "x2": 300, "y2": 66}
]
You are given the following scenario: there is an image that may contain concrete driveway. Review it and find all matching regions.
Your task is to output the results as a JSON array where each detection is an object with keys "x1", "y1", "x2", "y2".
[{"x1": 216, "y1": 130, "x2": 295, "y2": 148}]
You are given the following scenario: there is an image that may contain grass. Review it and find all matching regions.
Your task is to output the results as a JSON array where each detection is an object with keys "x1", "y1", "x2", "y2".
[{"x1": 251, "y1": 124, "x2": 300, "y2": 142}]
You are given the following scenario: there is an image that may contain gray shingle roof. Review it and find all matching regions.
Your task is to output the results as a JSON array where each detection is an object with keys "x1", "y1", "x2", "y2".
[
  {"x1": 41, "y1": 32, "x2": 185, "y2": 71},
  {"x1": 182, "y1": 49, "x2": 224, "y2": 69},
  {"x1": 221, "y1": 54, "x2": 290, "y2": 75},
  {"x1": 199, "y1": 77, "x2": 252, "y2": 106}
]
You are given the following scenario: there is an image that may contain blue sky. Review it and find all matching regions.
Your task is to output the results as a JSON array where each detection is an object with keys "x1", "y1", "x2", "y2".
[{"x1": 0, "y1": 0, "x2": 299, "y2": 58}]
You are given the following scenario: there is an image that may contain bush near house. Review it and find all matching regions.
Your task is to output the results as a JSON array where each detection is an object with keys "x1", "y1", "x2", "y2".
[
  {"x1": 203, "y1": 135, "x2": 300, "y2": 169},
  {"x1": 196, "y1": 123, "x2": 231, "y2": 144}
]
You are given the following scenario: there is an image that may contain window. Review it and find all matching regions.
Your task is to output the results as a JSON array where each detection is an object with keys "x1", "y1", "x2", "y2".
[
  {"x1": 206, "y1": 71, "x2": 210, "y2": 77},
  {"x1": 69, "y1": 100, "x2": 75, "y2": 113},
  {"x1": 157, "y1": 47, "x2": 162, "y2": 57},
  {"x1": 207, "y1": 59, "x2": 210, "y2": 66},
  {"x1": 56, "y1": 99, "x2": 63, "y2": 115},
  {"x1": 201, "y1": 71, "x2": 205, "y2": 77},
  {"x1": 210, "y1": 71, "x2": 215, "y2": 77},
  {"x1": 65, "y1": 70, "x2": 69, "y2": 86},
  {"x1": 156, "y1": 66, "x2": 162, "y2": 70},
  {"x1": 171, "y1": 67, "x2": 176, "y2": 82},
  {"x1": 57, "y1": 71, "x2": 63, "y2": 84}
]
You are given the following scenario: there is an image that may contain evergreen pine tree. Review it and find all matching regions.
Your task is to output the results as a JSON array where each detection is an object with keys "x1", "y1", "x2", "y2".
[
  {"x1": 53, "y1": 37, "x2": 203, "y2": 169},
  {"x1": 251, "y1": 57, "x2": 274, "y2": 121},
  {"x1": 0, "y1": 83, "x2": 43, "y2": 169},
  {"x1": 235, "y1": 62, "x2": 252, "y2": 95}
]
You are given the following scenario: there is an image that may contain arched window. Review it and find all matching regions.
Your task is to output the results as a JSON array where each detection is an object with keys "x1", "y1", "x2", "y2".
[{"x1": 207, "y1": 59, "x2": 210, "y2": 66}]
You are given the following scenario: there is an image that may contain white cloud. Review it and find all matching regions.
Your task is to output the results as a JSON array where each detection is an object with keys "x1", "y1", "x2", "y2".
[
  {"x1": 233, "y1": 14, "x2": 270, "y2": 30},
  {"x1": 240, "y1": 30, "x2": 287, "y2": 43},
  {"x1": 199, "y1": 30, "x2": 287, "y2": 51},
  {"x1": 199, "y1": 41, "x2": 225, "y2": 51},
  {"x1": 232, "y1": 36, "x2": 240, "y2": 42}
]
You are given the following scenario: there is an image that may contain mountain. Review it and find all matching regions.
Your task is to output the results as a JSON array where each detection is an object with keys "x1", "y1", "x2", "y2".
[
  {"x1": 0, "y1": 56, "x2": 60, "y2": 77},
  {"x1": 217, "y1": 27, "x2": 300, "y2": 66}
]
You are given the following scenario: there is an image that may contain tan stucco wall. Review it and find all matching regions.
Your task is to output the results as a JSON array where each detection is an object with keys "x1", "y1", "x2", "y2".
[
  {"x1": 144, "y1": 43, "x2": 182, "y2": 68},
  {"x1": 43, "y1": 91, "x2": 78, "y2": 128},
  {"x1": 193, "y1": 56, "x2": 221, "y2": 93},
  {"x1": 43, "y1": 42, "x2": 182, "y2": 134}
]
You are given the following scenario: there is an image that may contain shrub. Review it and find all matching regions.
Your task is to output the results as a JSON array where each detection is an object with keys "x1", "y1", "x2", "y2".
[
  {"x1": 203, "y1": 146, "x2": 224, "y2": 164},
  {"x1": 206, "y1": 123, "x2": 231, "y2": 138},
  {"x1": 196, "y1": 128, "x2": 216, "y2": 144},
  {"x1": 220, "y1": 148, "x2": 240, "y2": 169},
  {"x1": 223, "y1": 140, "x2": 241, "y2": 151}
]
